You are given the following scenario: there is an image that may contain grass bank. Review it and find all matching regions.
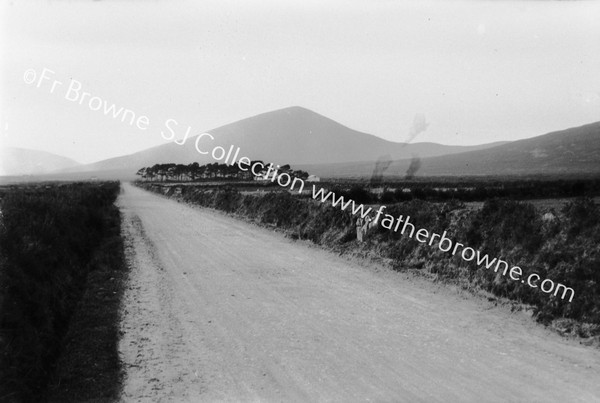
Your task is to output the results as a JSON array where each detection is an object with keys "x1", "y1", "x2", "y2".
[{"x1": 0, "y1": 182, "x2": 126, "y2": 402}]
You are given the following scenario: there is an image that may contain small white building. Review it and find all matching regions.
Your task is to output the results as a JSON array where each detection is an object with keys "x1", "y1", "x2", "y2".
[{"x1": 306, "y1": 175, "x2": 320, "y2": 182}]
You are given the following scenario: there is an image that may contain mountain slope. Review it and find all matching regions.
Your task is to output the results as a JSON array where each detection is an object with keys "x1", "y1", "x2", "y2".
[
  {"x1": 0, "y1": 147, "x2": 81, "y2": 176},
  {"x1": 303, "y1": 121, "x2": 600, "y2": 178},
  {"x1": 78, "y1": 106, "x2": 505, "y2": 175},
  {"x1": 206, "y1": 106, "x2": 504, "y2": 164}
]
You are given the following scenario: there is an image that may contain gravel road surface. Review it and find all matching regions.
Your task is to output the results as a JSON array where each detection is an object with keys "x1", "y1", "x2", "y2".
[{"x1": 117, "y1": 183, "x2": 600, "y2": 402}]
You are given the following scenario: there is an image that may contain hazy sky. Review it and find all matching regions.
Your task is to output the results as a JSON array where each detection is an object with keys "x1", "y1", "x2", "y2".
[{"x1": 1, "y1": 0, "x2": 599, "y2": 164}]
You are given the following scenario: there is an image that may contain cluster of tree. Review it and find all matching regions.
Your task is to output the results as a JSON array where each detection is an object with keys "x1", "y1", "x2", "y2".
[{"x1": 136, "y1": 161, "x2": 309, "y2": 182}]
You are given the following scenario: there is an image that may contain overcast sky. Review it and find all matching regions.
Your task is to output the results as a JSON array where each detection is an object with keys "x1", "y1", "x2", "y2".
[{"x1": 1, "y1": 0, "x2": 599, "y2": 164}]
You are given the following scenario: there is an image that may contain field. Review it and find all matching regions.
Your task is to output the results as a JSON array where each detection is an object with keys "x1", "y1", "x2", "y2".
[
  {"x1": 0, "y1": 182, "x2": 126, "y2": 402},
  {"x1": 2, "y1": 177, "x2": 599, "y2": 400},
  {"x1": 137, "y1": 175, "x2": 600, "y2": 201}
]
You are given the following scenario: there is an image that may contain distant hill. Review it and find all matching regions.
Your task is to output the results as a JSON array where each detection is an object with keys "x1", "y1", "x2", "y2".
[
  {"x1": 72, "y1": 106, "x2": 505, "y2": 177},
  {"x1": 0, "y1": 147, "x2": 81, "y2": 176},
  {"x1": 302, "y1": 121, "x2": 600, "y2": 178},
  {"x1": 4, "y1": 107, "x2": 597, "y2": 182}
]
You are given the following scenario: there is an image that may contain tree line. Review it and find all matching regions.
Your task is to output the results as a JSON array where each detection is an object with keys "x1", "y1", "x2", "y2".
[{"x1": 136, "y1": 161, "x2": 310, "y2": 182}]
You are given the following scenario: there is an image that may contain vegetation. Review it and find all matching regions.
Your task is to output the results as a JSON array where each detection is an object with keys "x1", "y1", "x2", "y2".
[
  {"x1": 339, "y1": 178, "x2": 600, "y2": 203},
  {"x1": 376, "y1": 198, "x2": 600, "y2": 326},
  {"x1": 0, "y1": 182, "x2": 125, "y2": 402},
  {"x1": 136, "y1": 161, "x2": 310, "y2": 182},
  {"x1": 138, "y1": 182, "x2": 600, "y2": 332}
]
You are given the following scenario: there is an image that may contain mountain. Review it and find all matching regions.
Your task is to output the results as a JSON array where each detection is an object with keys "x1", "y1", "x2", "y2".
[
  {"x1": 6, "y1": 107, "x2": 596, "y2": 181},
  {"x1": 74, "y1": 106, "x2": 505, "y2": 176},
  {"x1": 0, "y1": 147, "x2": 81, "y2": 176},
  {"x1": 302, "y1": 121, "x2": 600, "y2": 178}
]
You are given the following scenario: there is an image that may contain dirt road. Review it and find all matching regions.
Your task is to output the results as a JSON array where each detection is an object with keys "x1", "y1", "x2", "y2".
[{"x1": 117, "y1": 183, "x2": 600, "y2": 402}]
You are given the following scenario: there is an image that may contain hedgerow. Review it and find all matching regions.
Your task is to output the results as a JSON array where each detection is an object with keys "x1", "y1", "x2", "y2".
[{"x1": 0, "y1": 182, "x2": 123, "y2": 402}]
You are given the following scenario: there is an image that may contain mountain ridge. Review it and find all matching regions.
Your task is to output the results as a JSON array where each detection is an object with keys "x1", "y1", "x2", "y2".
[
  {"x1": 68, "y1": 106, "x2": 508, "y2": 175},
  {"x1": 300, "y1": 121, "x2": 600, "y2": 178},
  {"x1": 0, "y1": 147, "x2": 81, "y2": 176},
  {"x1": 3, "y1": 107, "x2": 598, "y2": 180}
]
